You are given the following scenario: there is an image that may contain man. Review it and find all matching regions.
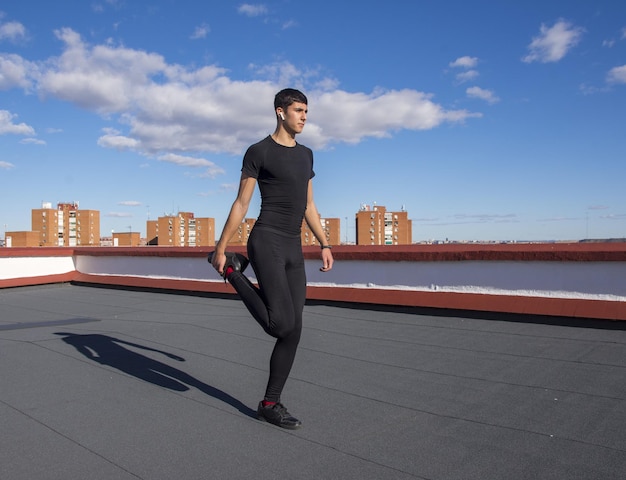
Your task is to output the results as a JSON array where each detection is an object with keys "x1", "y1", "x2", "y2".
[{"x1": 209, "y1": 88, "x2": 333, "y2": 429}]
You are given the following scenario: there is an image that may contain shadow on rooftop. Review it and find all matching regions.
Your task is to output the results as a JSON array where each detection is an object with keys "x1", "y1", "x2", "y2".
[{"x1": 55, "y1": 332, "x2": 256, "y2": 418}]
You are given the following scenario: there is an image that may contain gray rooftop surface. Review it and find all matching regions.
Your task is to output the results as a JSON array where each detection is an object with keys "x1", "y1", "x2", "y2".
[{"x1": 1, "y1": 283, "x2": 625, "y2": 480}]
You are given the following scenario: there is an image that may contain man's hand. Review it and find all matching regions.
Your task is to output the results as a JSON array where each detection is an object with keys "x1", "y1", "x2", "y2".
[
  {"x1": 320, "y1": 248, "x2": 333, "y2": 272},
  {"x1": 211, "y1": 251, "x2": 227, "y2": 277}
]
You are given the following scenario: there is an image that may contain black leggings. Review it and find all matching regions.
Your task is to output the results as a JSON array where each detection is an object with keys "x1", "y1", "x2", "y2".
[{"x1": 227, "y1": 227, "x2": 306, "y2": 403}]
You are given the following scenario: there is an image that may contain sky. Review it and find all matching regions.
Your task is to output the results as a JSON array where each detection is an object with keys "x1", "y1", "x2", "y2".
[{"x1": 1, "y1": 0, "x2": 625, "y2": 243}]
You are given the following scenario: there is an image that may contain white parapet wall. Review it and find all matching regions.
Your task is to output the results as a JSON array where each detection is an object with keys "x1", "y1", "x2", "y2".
[
  {"x1": 74, "y1": 253, "x2": 220, "y2": 283},
  {"x1": 0, "y1": 255, "x2": 76, "y2": 281},
  {"x1": 74, "y1": 252, "x2": 626, "y2": 301},
  {"x1": 1, "y1": 244, "x2": 625, "y2": 320},
  {"x1": 304, "y1": 259, "x2": 626, "y2": 302}
]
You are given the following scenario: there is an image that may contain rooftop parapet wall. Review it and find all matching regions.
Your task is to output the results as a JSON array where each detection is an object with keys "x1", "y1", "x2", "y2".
[{"x1": 1, "y1": 244, "x2": 625, "y2": 320}]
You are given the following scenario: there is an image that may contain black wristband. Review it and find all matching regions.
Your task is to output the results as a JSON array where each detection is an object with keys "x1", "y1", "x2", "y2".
[{"x1": 320, "y1": 245, "x2": 332, "y2": 250}]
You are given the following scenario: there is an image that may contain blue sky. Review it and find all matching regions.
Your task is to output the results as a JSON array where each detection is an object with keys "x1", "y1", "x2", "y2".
[{"x1": 1, "y1": 1, "x2": 625, "y2": 243}]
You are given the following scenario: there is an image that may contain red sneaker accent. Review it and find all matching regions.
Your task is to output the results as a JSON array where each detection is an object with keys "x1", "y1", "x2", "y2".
[
  {"x1": 262, "y1": 400, "x2": 276, "y2": 408},
  {"x1": 224, "y1": 266, "x2": 235, "y2": 277}
]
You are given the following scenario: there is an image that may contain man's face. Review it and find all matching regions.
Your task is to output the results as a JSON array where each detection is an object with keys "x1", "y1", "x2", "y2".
[{"x1": 283, "y1": 102, "x2": 308, "y2": 134}]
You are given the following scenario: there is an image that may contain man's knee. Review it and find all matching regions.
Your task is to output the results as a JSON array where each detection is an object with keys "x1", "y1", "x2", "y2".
[{"x1": 269, "y1": 316, "x2": 301, "y2": 340}]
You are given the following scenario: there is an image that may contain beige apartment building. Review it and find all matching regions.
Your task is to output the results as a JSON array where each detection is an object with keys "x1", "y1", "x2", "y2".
[
  {"x1": 219, "y1": 216, "x2": 341, "y2": 248},
  {"x1": 356, "y1": 204, "x2": 412, "y2": 245},
  {"x1": 226, "y1": 218, "x2": 256, "y2": 247},
  {"x1": 195, "y1": 217, "x2": 216, "y2": 247},
  {"x1": 28, "y1": 202, "x2": 100, "y2": 247},
  {"x1": 301, "y1": 216, "x2": 341, "y2": 247},
  {"x1": 146, "y1": 212, "x2": 215, "y2": 247},
  {"x1": 6, "y1": 202, "x2": 408, "y2": 248},
  {"x1": 4, "y1": 231, "x2": 40, "y2": 247},
  {"x1": 112, "y1": 232, "x2": 142, "y2": 247}
]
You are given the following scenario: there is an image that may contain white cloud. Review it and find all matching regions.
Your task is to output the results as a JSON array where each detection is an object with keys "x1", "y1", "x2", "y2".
[
  {"x1": 466, "y1": 86, "x2": 500, "y2": 104},
  {"x1": 220, "y1": 183, "x2": 239, "y2": 192},
  {"x1": 238, "y1": 4, "x2": 267, "y2": 17},
  {"x1": 448, "y1": 57, "x2": 480, "y2": 84},
  {"x1": 0, "y1": 160, "x2": 15, "y2": 169},
  {"x1": 158, "y1": 153, "x2": 217, "y2": 168},
  {"x1": 93, "y1": 0, "x2": 123, "y2": 13},
  {"x1": 449, "y1": 56, "x2": 478, "y2": 69},
  {"x1": 0, "y1": 110, "x2": 35, "y2": 135},
  {"x1": 3, "y1": 29, "x2": 480, "y2": 162},
  {"x1": 158, "y1": 153, "x2": 225, "y2": 178},
  {"x1": 522, "y1": 19, "x2": 584, "y2": 63},
  {"x1": 455, "y1": 70, "x2": 479, "y2": 83},
  {"x1": 538, "y1": 216, "x2": 579, "y2": 222},
  {"x1": 601, "y1": 213, "x2": 626, "y2": 220},
  {"x1": 0, "y1": 20, "x2": 25, "y2": 42},
  {"x1": 305, "y1": 89, "x2": 480, "y2": 148},
  {"x1": 0, "y1": 53, "x2": 36, "y2": 89},
  {"x1": 20, "y1": 137, "x2": 46, "y2": 145},
  {"x1": 578, "y1": 83, "x2": 608, "y2": 95},
  {"x1": 248, "y1": 61, "x2": 337, "y2": 91},
  {"x1": 191, "y1": 24, "x2": 210, "y2": 39},
  {"x1": 118, "y1": 201, "x2": 142, "y2": 206},
  {"x1": 607, "y1": 65, "x2": 626, "y2": 84},
  {"x1": 106, "y1": 212, "x2": 133, "y2": 218},
  {"x1": 39, "y1": 28, "x2": 168, "y2": 113},
  {"x1": 97, "y1": 128, "x2": 141, "y2": 150}
]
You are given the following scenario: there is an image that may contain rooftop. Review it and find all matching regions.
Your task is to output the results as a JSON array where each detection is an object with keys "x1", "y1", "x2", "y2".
[{"x1": 2, "y1": 282, "x2": 625, "y2": 479}]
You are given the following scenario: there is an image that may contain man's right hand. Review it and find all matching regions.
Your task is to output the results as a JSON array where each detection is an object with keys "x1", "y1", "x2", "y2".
[{"x1": 210, "y1": 250, "x2": 227, "y2": 277}]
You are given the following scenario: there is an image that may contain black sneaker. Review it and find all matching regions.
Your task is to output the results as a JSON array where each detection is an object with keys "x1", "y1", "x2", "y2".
[
  {"x1": 257, "y1": 402, "x2": 302, "y2": 430},
  {"x1": 207, "y1": 251, "x2": 249, "y2": 279}
]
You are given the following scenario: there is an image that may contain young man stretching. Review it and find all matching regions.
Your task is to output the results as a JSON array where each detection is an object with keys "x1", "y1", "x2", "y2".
[{"x1": 209, "y1": 88, "x2": 333, "y2": 429}]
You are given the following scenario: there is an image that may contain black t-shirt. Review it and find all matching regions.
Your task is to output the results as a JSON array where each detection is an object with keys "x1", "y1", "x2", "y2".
[{"x1": 242, "y1": 135, "x2": 315, "y2": 236}]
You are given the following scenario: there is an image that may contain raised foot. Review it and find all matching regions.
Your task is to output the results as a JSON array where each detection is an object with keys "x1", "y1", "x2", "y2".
[{"x1": 207, "y1": 251, "x2": 249, "y2": 279}]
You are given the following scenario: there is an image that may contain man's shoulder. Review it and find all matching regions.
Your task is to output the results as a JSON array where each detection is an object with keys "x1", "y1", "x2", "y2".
[
  {"x1": 244, "y1": 136, "x2": 272, "y2": 156},
  {"x1": 296, "y1": 142, "x2": 312, "y2": 153},
  {"x1": 249, "y1": 135, "x2": 272, "y2": 149},
  {"x1": 245, "y1": 136, "x2": 312, "y2": 158}
]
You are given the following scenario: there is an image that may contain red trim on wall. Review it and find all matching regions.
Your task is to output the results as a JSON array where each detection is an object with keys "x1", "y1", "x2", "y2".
[
  {"x1": 305, "y1": 286, "x2": 626, "y2": 321},
  {"x1": 3, "y1": 243, "x2": 625, "y2": 262},
  {"x1": 302, "y1": 243, "x2": 626, "y2": 262},
  {"x1": 0, "y1": 272, "x2": 77, "y2": 289},
  {"x1": 72, "y1": 273, "x2": 236, "y2": 295},
  {"x1": 0, "y1": 247, "x2": 75, "y2": 257},
  {"x1": 78, "y1": 243, "x2": 626, "y2": 262}
]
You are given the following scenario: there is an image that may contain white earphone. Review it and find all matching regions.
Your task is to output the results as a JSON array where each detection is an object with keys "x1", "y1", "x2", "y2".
[{"x1": 278, "y1": 112, "x2": 285, "y2": 121}]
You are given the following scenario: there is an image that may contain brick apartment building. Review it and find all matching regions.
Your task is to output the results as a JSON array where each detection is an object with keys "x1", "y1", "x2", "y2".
[
  {"x1": 226, "y1": 218, "x2": 257, "y2": 247},
  {"x1": 146, "y1": 212, "x2": 215, "y2": 247},
  {"x1": 112, "y1": 232, "x2": 142, "y2": 247},
  {"x1": 4, "y1": 231, "x2": 40, "y2": 247},
  {"x1": 301, "y1": 216, "x2": 341, "y2": 247},
  {"x1": 5, "y1": 202, "x2": 408, "y2": 248},
  {"x1": 355, "y1": 204, "x2": 412, "y2": 245},
  {"x1": 7, "y1": 202, "x2": 100, "y2": 247},
  {"x1": 220, "y1": 216, "x2": 341, "y2": 247}
]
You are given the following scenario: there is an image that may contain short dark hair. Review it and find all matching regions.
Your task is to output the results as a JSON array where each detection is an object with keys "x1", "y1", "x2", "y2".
[{"x1": 274, "y1": 88, "x2": 308, "y2": 110}]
